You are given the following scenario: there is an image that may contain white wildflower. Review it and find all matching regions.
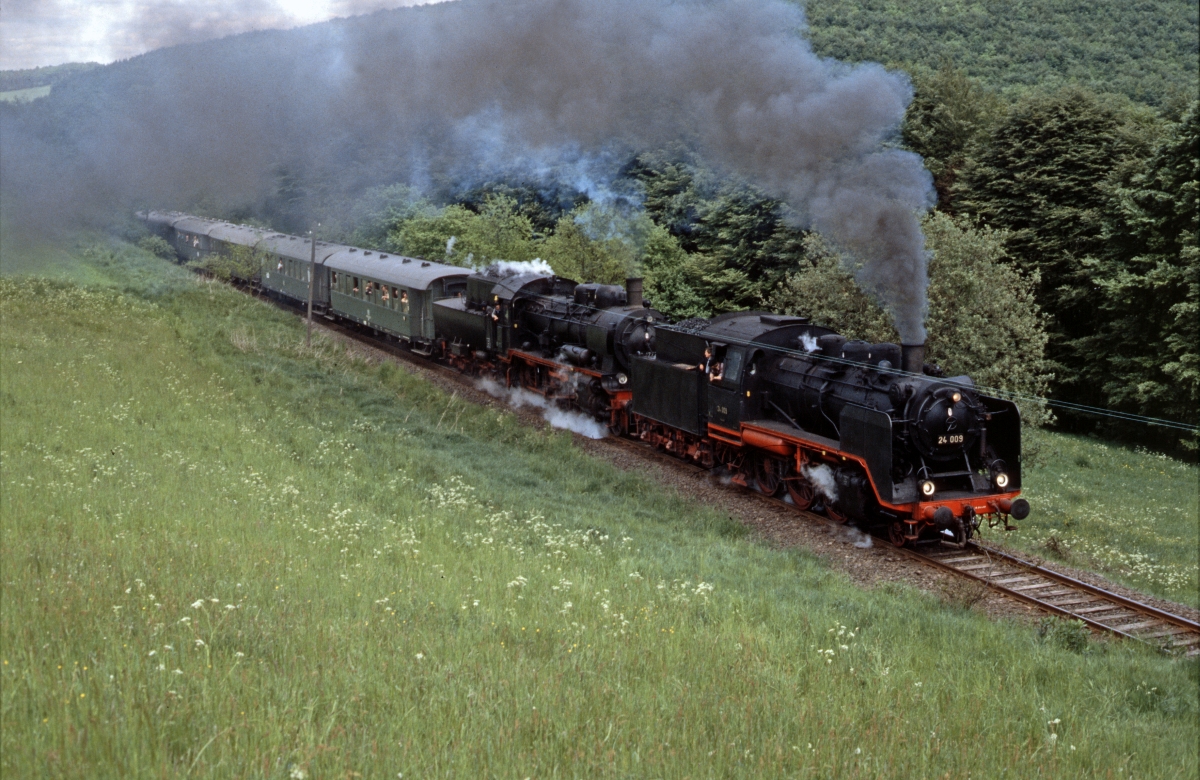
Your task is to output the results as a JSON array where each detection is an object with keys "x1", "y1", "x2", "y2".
[{"x1": 190, "y1": 600, "x2": 205, "y2": 609}]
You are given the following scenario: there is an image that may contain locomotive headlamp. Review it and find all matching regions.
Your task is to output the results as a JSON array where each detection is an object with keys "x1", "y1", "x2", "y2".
[
  {"x1": 617, "y1": 373, "x2": 628, "y2": 385},
  {"x1": 952, "y1": 392, "x2": 961, "y2": 403},
  {"x1": 994, "y1": 472, "x2": 1010, "y2": 489},
  {"x1": 920, "y1": 480, "x2": 936, "y2": 497}
]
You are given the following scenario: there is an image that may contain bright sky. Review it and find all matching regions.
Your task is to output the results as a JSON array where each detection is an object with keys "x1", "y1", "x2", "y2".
[{"x1": 0, "y1": 1, "x2": 442, "y2": 70}]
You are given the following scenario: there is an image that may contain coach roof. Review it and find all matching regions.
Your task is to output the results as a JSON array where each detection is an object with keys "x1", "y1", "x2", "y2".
[
  {"x1": 325, "y1": 249, "x2": 470, "y2": 291},
  {"x1": 207, "y1": 222, "x2": 268, "y2": 246},
  {"x1": 256, "y1": 234, "x2": 346, "y2": 263}
]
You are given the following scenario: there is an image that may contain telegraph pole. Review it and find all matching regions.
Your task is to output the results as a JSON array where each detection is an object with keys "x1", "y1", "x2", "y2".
[{"x1": 306, "y1": 223, "x2": 319, "y2": 348}]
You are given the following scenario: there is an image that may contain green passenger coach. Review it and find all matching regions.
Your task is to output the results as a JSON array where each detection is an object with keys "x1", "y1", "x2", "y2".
[
  {"x1": 325, "y1": 249, "x2": 469, "y2": 350},
  {"x1": 258, "y1": 234, "x2": 345, "y2": 308}
]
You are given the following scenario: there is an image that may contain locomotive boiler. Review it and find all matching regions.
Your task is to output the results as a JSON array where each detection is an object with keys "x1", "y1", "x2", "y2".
[{"x1": 627, "y1": 311, "x2": 1028, "y2": 545}]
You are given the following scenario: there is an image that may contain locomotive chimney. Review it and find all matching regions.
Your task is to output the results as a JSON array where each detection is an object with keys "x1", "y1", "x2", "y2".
[
  {"x1": 901, "y1": 343, "x2": 926, "y2": 375},
  {"x1": 625, "y1": 277, "x2": 644, "y2": 308}
]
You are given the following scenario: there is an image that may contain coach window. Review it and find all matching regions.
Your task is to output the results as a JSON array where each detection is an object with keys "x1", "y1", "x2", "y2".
[
  {"x1": 399, "y1": 290, "x2": 409, "y2": 314},
  {"x1": 352, "y1": 277, "x2": 360, "y2": 295}
]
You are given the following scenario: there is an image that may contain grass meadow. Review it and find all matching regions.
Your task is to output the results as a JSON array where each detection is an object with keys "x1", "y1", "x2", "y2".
[{"x1": 1, "y1": 236, "x2": 1197, "y2": 778}]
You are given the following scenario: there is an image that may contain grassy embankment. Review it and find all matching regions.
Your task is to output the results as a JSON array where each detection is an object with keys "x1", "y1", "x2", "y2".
[
  {"x1": 1005, "y1": 431, "x2": 1198, "y2": 608},
  {"x1": 1, "y1": 237, "x2": 1197, "y2": 778}
]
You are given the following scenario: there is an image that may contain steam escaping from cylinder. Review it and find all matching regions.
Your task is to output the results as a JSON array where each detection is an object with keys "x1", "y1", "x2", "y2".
[
  {"x1": 1, "y1": 0, "x2": 934, "y2": 338},
  {"x1": 801, "y1": 463, "x2": 839, "y2": 503},
  {"x1": 475, "y1": 378, "x2": 608, "y2": 439}
]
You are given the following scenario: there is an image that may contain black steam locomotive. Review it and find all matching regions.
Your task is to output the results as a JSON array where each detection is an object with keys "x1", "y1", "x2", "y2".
[
  {"x1": 625, "y1": 312, "x2": 1027, "y2": 546},
  {"x1": 142, "y1": 210, "x2": 1027, "y2": 546}
]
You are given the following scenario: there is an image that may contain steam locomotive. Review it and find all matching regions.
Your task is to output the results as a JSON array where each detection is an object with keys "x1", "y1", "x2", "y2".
[{"x1": 141, "y1": 210, "x2": 1028, "y2": 546}]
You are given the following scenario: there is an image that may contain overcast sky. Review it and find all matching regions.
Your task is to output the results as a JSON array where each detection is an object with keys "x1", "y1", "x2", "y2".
[{"x1": 0, "y1": 0, "x2": 442, "y2": 70}]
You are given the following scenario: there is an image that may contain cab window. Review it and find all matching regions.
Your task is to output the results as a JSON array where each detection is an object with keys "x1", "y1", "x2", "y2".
[{"x1": 723, "y1": 349, "x2": 744, "y2": 384}]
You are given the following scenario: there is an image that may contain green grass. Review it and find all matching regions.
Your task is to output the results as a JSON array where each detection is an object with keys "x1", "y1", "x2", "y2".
[
  {"x1": 994, "y1": 430, "x2": 1199, "y2": 609},
  {"x1": 0, "y1": 85, "x2": 51, "y2": 103},
  {"x1": 1, "y1": 238, "x2": 1197, "y2": 778}
]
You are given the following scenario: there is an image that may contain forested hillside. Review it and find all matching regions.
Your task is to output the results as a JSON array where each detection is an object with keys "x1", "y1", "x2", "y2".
[
  {"x1": 805, "y1": 0, "x2": 1199, "y2": 107},
  {"x1": 0, "y1": 62, "x2": 99, "y2": 93}
]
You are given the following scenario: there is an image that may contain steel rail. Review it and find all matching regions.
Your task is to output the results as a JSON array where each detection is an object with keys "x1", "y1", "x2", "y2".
[
  {"x1": 898, "y1": 542, "x2": 1200, "y2": 655},
  {"x1": 967, "y1": 543, "x2": 1200, "y2": 633}
]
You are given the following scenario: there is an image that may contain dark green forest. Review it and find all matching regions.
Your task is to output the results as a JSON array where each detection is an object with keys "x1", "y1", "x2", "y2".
[
  {"x1": 806, "y1": 0, "x2": 1198, "y2": 108},
  {"x1": 1, "y1": 0, "x2": 1196, "y2": 450}
]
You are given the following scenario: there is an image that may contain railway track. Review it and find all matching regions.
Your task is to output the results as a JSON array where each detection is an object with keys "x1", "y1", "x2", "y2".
[
  {"x1": 902, "y1": 542, "x2": 1200, "y2": 656},
  {"x1": 265, "y1": 288, "x2": 1200, "y2": 658}
]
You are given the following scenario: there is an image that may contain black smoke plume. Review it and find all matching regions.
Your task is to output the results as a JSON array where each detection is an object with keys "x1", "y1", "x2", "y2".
[{"x1": 0, "y1": 0, "x2": 934, "y2": 340}]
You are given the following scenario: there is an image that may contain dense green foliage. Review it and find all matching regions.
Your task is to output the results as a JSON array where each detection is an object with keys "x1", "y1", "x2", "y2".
[
  {"x1": 2, "y1": 240, "x2": 1197, "y2": 777},
  {"x1": 955, "y1": 88, "x2": 1160, "y2": 399},
  {"x1": 804, "y1": 0, "x2": 1199, "y2": 107},
  {"x1": 901, "y1": 62, "x2": 1005, "y2": 207},
  {"x1": 1080, "y1": 105, "x2": 1200, "y2": 447},
  {"x1": 951, "y1": 88, "x2": 1197, "y2": 445},
  {"x1": 135, "y1": 235, "x2": 175, "y2": 260},
  {"x1": 189, "y1": 244, "x2": 268, "y2": 283}
]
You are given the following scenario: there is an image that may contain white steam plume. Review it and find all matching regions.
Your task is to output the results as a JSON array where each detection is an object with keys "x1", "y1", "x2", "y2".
[
  {"x1": 801, "y1": 463, "x2": 838, "y2": 503},
  {"x1": 489, "y1": 259, "x2": 556, "y2": 277},
  {"x1": 476, "y1": 378, "x2": 607, "y2": 439}
]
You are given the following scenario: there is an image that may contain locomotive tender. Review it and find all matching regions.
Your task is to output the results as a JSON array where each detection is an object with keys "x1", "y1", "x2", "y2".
[{"x1": 141, "y1": 210, "x2": 1028, "y2": 546}]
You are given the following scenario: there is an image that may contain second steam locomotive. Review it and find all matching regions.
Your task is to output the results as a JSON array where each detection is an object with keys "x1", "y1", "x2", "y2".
[{"x1": 143, "y1": 210, "x2": 1029, "y2": 546}]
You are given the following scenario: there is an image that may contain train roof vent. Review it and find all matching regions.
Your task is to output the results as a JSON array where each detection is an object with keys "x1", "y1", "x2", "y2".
[
  {"x1": 422, "y1": 262, "x2": 430, "y2": 267},
  {"x1": 349, "y1": 247, "x2": 357, "y2": 252},
  {"x1": 380, "y1": 254, "x2": 388, "y2": 259},
  {"x1": 402, "y1": 258, "x2": 411, "y2": 263},
  {"x1": 364, "y1": 251, "x2": 372, "y2": 256}
]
